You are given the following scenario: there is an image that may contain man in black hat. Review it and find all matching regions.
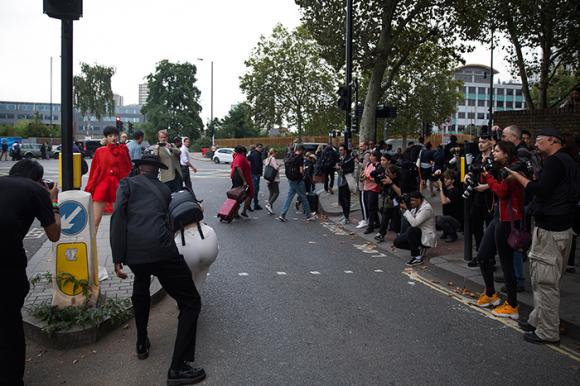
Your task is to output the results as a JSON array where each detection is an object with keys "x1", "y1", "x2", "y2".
[
  {"x1": 506, "y1": 127, "x2": 578, "y2": 345},
  {"x1": 110, "y1": 154, "x2": 205, "y2": 384}
]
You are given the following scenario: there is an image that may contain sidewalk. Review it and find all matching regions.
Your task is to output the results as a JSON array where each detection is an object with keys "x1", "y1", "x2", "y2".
[
  {"x1": 318, "y1": 189, "x2": 580, "y2": 339},
  {"x1": 23, "y1": 215, "x2": 163, "y2": 348}
]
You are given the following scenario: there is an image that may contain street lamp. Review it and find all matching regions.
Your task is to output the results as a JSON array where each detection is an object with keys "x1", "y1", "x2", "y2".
[{"x1": 196, "y1": 58, "x2": 214, "y2": 147}]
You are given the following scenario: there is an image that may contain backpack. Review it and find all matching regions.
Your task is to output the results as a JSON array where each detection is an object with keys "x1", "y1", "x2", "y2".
[
  {"x1": 554, "y1": 152, "x2": 580, "y2": 204},
  {"x1": 321, "y1": 148, "x2": 337, "y2": 172},
  {"x1": 285, "y1": 155, "x2": 302, "y2": 181},
  {"x1": 169, "y1": 188, "x2": 205, "y2": 246}
]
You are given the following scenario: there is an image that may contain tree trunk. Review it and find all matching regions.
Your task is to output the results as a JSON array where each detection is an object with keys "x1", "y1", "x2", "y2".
[
  {"x1": 506, "y1": 16, "x2": 535, "y2": 110},
  {"x1": 296, "y1": 105, "x2": 303, "y2": 142}
]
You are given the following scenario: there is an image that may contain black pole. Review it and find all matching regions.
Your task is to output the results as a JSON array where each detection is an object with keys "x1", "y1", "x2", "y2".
[
  {"x1": 463, "y1": 179, "x2": 473, "y2": 261},
  {"x1": 488, "y1": 28, "x2": 494, "y2": 128},
  {"x1": 61, "y1": 19, "x2": 74, "y2": 191},
  {"x1": 343, "y1": 0, "x2": 353, "y2": 150}
]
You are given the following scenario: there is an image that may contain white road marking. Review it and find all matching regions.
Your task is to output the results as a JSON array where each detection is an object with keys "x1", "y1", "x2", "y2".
[
  {"x1": 276, "y1": 272, "x2": 287, "y2": 276},
  {"x1": 238, "y1": 272, "x2": 249, "y2": 276},
  {"x1": 373, "y1": 269, "x2": 383, "y2": 273},
  {"x1": 309, "y1": 271, "x2": 320, "y2": 275},
  {"x1": 344, "y1": 270, "x2": 353, "y2": 274}
]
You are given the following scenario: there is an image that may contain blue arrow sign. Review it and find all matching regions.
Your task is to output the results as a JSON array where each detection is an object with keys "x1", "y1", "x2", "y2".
[{"x1": 59, "y1": 200, "x2": 88, "y2": 236}]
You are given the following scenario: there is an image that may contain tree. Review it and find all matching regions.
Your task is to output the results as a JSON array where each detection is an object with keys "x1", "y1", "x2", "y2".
[
  {"x1": 215, "y1": 103, "x2": 260, "y2": 139},
  {"x1": 141, "y1": 60, "x2": 203, "y2": 140},
  {"x1": 240, "y1": 24, "x2": 339, "y2": 140},
  {"x1": 73, "y1": 63, "x2": 115, "y2": 121},
  {"x1": 296, "y1": 0, "x2": 479, "y2": 141}
]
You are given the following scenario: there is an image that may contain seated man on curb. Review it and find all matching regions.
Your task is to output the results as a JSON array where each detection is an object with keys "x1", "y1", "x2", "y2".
[
  {"x1": 393, "y1": 191, "x2": 436, "y2": 267},
  {"x1": 435, "y1": 169, "x2": 463, "y2": 243}
]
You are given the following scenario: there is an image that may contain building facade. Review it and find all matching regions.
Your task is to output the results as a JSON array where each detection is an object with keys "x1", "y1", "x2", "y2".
[
  {"x1": 113, "y1": 94, "x2": 124, "y2": 108},
  {"x1": 138, "y1": 83, "x2": 149, "y2": 106},
  {"x1": 450, "y1": 64, "x2": 527, "y2": 132}
]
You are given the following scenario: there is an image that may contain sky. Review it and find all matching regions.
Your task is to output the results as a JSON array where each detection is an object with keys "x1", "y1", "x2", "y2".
[{"x1": 0, "y1": 0, "x2": 511, "y2": 124}]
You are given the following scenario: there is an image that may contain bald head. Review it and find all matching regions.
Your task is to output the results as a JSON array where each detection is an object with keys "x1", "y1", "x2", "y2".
[{"x1": 502, "y1": 125, "x2": 521, "y2": 145}]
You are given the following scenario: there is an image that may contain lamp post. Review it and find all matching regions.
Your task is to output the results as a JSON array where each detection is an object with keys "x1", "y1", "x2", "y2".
[
  {"x1": 197, "y1": 58, "x2": 214, "y2": 147},
  {"x1": 488, "y1": 27, "x2": 494, "y2": 128}
]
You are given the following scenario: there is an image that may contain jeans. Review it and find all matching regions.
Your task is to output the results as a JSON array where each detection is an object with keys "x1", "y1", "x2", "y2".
[
  {"x1": 281, "y1": 180, "x2": 311, "y2": 218},
  {"x1": 130, "y1": 256, "x2": 201, "y2": 369},
  {"x1": 379, "y1": 206, "x2": 395, "y2": 236},
  {"x1": 513, "y1": 250, "x2": 525, "y2": 287},
  {"x1": 0, "y1": 268, "x2": 29, "y2": 386},
  {"x1": 363, "y1": 190, "x2": 379, "y2": 230},
  {"x1": 267, "y1": 181, "x2": 280, "y2": 207},
  {"x1": 394, "y1": 227, "x2": 423, "y2": 257},
  {"x1": 252, "y1": 174, "x2": 261, "y2": 207}
]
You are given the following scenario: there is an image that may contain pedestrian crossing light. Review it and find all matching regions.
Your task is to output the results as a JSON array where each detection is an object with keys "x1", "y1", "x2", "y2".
[
  {"x1": 115, "y1": 116, "x2": 123, "y2": 131},
  {"x1": 337, "y1": 85, "x2": 350, "y2": 111}
]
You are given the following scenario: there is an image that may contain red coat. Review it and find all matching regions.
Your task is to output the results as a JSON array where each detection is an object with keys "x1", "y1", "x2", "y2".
[
  {"x1": 484, "y1": 172, "x2": 524, "y2": 222},
  {"x1": 85, "y1": 144, "x2": 132, "y2": 203},
  {"x1": 231, "y1": 153, "x2": 254, "y2": 196}
]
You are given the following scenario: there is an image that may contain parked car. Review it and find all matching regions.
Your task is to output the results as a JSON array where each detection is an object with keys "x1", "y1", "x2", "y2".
[
  {"x1": 212, "y1": 147, "x2": 234, "y2": 164},
  {"x1": 78, "y1": 139, "x2": 102, "y2": 158},
  {"x1": 293, "y1": 142, "x2": 329, "y2": 154},
  {"x1": 19, "y1": 143, "x2": 43, "y2": 159}
]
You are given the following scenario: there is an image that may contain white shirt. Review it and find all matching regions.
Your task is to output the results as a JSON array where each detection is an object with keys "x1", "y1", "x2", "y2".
[{"x1": 180, "y1": 145, "x2": 191, "y2": 166}]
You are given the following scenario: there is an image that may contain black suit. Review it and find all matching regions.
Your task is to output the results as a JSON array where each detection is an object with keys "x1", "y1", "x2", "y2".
[{"x1": 111, "y1": 174, "x2": 201, "y2": 368}]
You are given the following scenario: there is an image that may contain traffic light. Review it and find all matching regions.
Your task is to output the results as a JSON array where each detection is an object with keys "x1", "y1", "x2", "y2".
[
  {"x1": 43, "y1": 0, "x2": 83, "y2": 20},
  {"x1": 337, "y1": 85, "x2": 350, "y2": 111},
  {"x1": 115, "y1": 116, "x2": 123, "y2": 131},
  {"x1": 351, "y1": 113, "x2": 358, "y2": 131}
]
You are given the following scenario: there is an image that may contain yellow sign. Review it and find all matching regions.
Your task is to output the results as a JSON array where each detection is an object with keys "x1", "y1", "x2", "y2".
[
  {"x1": 58, "y1": 152, "x2": 82, "y2": 189},
  {"x1": 55, "y1": 242, "x2": 89, "y2": 296}
]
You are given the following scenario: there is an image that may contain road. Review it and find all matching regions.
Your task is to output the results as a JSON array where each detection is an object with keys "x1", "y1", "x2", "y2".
[{"x1": 2, "y1": 158, "x2": 579, "y2": 385}]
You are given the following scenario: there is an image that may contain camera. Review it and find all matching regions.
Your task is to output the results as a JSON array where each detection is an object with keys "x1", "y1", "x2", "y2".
[
  {"x1": 503, "y1": 160, "x2": 534, "y2": 180},
  {"x1": 430, "y1": 169, "x2": 443, "y2": 182},
  {"x1": 43, "y1": 179, "x2": 55, "y2": 190},
  {"x1": 400, "y1": 193, "x2": 411, "y2": 208},
  {"x1": 463, "y1": 156, "x2": 494, "y2": 199},
  {"x1": 370, "y1": 166, "x2": 386, "y2": 184}
]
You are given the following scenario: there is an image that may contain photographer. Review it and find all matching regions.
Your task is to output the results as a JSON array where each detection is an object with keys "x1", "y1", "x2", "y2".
[
  {"x1": 394, "y1": 191, "x2": 436, "y2": 267},
  {"x1": 506, "y1": 128, "x2": 578, "y2": 345},
  {"x1": 0, "y1": 159, "x2": 61, "y2": 386},
  {"x1": 375, "y1": 158, "x2": 402, "y2": 243},
  {"x1": 475, "y1": 141, "x2": 524, "y2": 320},
  {"x1": 435, "y1": 169, "x2": 463, "y2": 243},
  {"x1": 361, "y1": 151, "x2": 382, "y2": 234},
  {"x1": 336, "y1": 145, "x2": 355, "y2": 225},
  {"x1": 464, "y1": 135, "x2": 495, "y2": 267}
]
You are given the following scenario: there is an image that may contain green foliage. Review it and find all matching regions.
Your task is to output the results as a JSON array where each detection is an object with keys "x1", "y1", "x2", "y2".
[
  {"x1": 9, "y1": 115, "x2": 59, "y2": 138},
  {"x1": 74, "y1": 63, "x2": 116, "y2": 120},
  {"x1": 28, "y1": 298, "x2": 132, "y2": 334},
  {"x1": 240, "y1": 24, "x2": 339, "y2": 138},
  {"x1": 215, "y1": 103, "x2": 259, "y2": 139},
  {"x1": 29, "y1": 271, "x2": 53, "y2": 288},
  {"x1": 190, "y1": 137, "x2": 212, "y2": 152},
  {"x1": 530, "y1": 68, "x2": 580, "y2": 108},
  {"x1": 141, "y1": 60, "x2": 203, "y2": 141}
]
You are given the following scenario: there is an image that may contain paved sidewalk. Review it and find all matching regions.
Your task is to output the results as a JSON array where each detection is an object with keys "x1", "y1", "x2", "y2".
[{"x1": 318, "y1": 188, "x2": 580, "y2": 338}]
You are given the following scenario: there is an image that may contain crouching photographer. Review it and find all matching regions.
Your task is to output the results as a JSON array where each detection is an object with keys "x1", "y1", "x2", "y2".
[
  {"x1": 393, "y1": 191, "x2": 436, "y2": 267},
  {"x1": 506, "y1": 128, "x2": 579, "y2": 345},
  {"x1": 434, "y1": 169, "x2": 463, "y2": 243},
  {"x1": 374, "y1": 156, "x2": 402, "y2": 242},
  {"x1": 475, "y1": 141, "x2": 524, "y2": 320}
]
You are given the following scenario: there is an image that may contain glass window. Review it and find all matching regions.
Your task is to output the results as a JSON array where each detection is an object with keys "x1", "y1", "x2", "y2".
[
  {"x1": 458, "y1": 125, "x2": 465, "y2": 131},
  {"x1": 468, "y1": 99, "x2": 476, "y2": 106},
  {"x1": 458, "y1": 112, "x2": 466, "y2": 119},
  {"x1": 6, "y1": 113, "x2": 14, "y2": 119},
  {"x1": 496, "y1": 100, "x2": 504, "y2": 107},
  {"x1": 515, "y1": 101, "x2": 522, "y2": 108},
  {"x1": 506, "y1": 101, "x2": 513, "y2": 108},
  {"x1": 467, "y1": 112, "x2": 475, "y2": 119},
  {"x1": 516, "y1": 89, "x2": 522, "y2": 96},
  {"x1": 468, "y1": 87, "x2": 476, "y2": 93},
  {"x1": 477, "y1": 113, "x2": 485, "y2": 119},
  {"x1": 478, "y1": 99, "x2": 485, "y2": 106},
  {"x1": 506, "y1": 89, "x2": 514, "y2": 96},
  {"x1": 17, "y1": 114, "x2": 26, "y2": 119},
  {"x1": 478, "y1": 87, "x2": 486, "y2": 94},
  {"x1": 0, "y1": 113, "x2": 5, "y2": 119},
  {"x1": 497, "y1": 88, "x2": 505, "y2": 95}
]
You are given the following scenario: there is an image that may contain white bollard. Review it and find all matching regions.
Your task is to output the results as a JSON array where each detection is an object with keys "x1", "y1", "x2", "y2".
[
  {"x1": 175, "y1": 223, "x2": 218, "y2": 291},
  {"x1": 52, "y1": 190, "x2": 99, "y2": 307}
]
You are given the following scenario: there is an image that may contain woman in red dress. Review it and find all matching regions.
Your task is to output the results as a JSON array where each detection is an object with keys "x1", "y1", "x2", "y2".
[
  {"x1": 85, "y1": 126, "x2": 132, "y2": 231},
  {"x1": 230, "y1": 145, "x2": 254, "y2": 217}
]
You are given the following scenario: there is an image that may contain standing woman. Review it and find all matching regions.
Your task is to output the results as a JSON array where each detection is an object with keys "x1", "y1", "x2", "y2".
[
  {"x1": 264, "y1": 148, "x2": 280, "y2": 215},
  {"x1": 476, "y1": 140, "x2": 524, "y2": 319},
  {"x1": 231, "y1": 145, "x2": 253, "y2": 218},
  {"x1": 362, "y1": 151, "x2": 381, "y2": 235},
  {"x1": 336, "y1": 145, "x2": 355, "y2": 225},
  {"x1": 85, "y1": 126, "x2": 132, "y2": 231}
]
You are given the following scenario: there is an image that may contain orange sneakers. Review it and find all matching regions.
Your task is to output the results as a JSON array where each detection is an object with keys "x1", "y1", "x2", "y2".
[
  {"x1": 476, "y1": 293, "x2": 502, "y2": 308},
  {"x1": 492, "y1": 301, "x2": 520, "y2": 320}
]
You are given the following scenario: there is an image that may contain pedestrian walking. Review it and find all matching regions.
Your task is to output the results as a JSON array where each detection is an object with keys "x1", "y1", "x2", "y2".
[
  {"x1": 85, "y1": 126, "x2": 132, "y2": 232},
  {"x1": 0, "y1": 159, "x2": 61, "y2": 386},
  {"x1": 40, "y1": 143, "x2": 46, "y2": 160},
  {"x1": 1, "y1": 139, "x2": 8, "y2": 160},
  {"x1": 264, "y1": 148, "x2": 280, "y2": 215},
  {"x1": 506, "y1": 128, "x2": 579, "y2": 344},
  {"x1": 127, "y1": 130, "x2": 145, "y2": 161},
  {"x1": 355, "y1": 141, "x2": 371, "y2": 229},
  {"x1": 149, "y1": 130, "x2": 183, "y2": 193},
  {"x1": 11, "y1": 141, "x2": 21, "y2": 161},
  {"x1": 231, "y1": 145, "x2": 253, "y2": 218},
  {"x1": 361, "y1": 151, "x2": 381, "y2": 234},
  {"x1": 180, "y1": 137, "x2": 198, "y2": 192},
  {"x1": 277, "y1": 144, "x2": 317, "y2": 222},
  {"x1": 111, "y1": 154, "x2": 205, "y2": 385},
  {"x1": 336, "y1": 144, "x2": 355, "y2": 225},
  {"x1": 248, "y1": 143, "x2": 264, "y2": 210}
]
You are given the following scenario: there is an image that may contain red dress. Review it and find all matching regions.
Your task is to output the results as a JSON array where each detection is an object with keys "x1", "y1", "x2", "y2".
[
  {"x1": 231, "y1": 153, "x2": 254, "y2": 197},
  {"x1": 85, "y1": 144, "x2": 132, "y2": 203}
]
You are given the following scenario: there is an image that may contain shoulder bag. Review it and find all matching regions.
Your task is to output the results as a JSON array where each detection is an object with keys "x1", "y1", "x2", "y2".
[
  {"x1": 506, "y1": 198, "x2": 531, "y2": 251},
  {"x1": 264, "y1": 157, "x2": 278, "y2": 182}
]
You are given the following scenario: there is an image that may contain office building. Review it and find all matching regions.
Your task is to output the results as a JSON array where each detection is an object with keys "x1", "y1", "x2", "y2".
[
  {"x1": 113, "y1": 94, "x2": 124, "y2": 108},
  {"x1": 138, "y1": 83, "x2": 149, "y2": 106}
]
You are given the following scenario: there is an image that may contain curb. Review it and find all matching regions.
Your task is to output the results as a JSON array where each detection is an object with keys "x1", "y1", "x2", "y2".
[
  {"x1": 23, "y1": 279, "x2": 166, "y2": 350},
  {"x1": 318, "y1": 200, "x2": 580, "y2": 342}
]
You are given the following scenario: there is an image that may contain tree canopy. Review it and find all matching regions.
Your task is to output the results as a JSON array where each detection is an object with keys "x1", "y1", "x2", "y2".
[
  {"x1": 141, "y1": 60, "x2": 203, "y2": 141},
  {"x1": 215, "y1": 103, "x2": 260, "y2": 139},
  {"x1": 240, "y1": 24, "x2": 340, "y2": 139},
  {"x1": 73, "y1": 62, "x2": 115, "y2": 121}
]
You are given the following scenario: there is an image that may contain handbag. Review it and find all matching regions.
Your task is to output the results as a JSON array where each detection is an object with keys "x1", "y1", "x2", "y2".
[
  {"x1": 506, "y1": 198, "x2": 531, "y2": 251},
  {"x1": 227, "y1": 186, "x2": 249, "y2": 203},
  {"x1": 264, "y1": 157, "x2": 278, "y2": 182}
]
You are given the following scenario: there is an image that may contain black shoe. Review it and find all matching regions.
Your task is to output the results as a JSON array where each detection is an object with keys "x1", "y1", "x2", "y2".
[
  {"x1": 406, "y1": 257, "x2": 424, "y2": 267},
  {"x1": 524, "y1": 331, "x2": 559, "y2": 345},
  {"x1": 445, "y1": 234, "x2": 458, "y2": 243},
  {"x1": 240, "y1": 211, "x2": 249, "y2": 218},
  {"x1": 518, "y1": 320, "x2": 536, "y2": 332},
  {"x1": 500, "y1": 285, "x2": 525, "y2": 293},
  {"x1": 167, "y1": 363, "x2": 206, "y2": 385},
  {"x1": 467, "y1": 260, "x2": 479, "y2": 269},
  {"x1": 363, "y1": 228, "x2": 375, "y2": 234},
  {"x1": 494, "y1": 275, "x2": 505, "y2": 283},
  {"x1": 137, "y1": 337, "x2": 151, "y2": 360},
  {"x1": 374, "y1": 234, "x2": 385, "y2": 242},
  {"x1": 247, "y1": 207, "x2": 254, "y2": 212},
  {"x1": 254, "y1": 205, "x2": 263, "y2": 210}
]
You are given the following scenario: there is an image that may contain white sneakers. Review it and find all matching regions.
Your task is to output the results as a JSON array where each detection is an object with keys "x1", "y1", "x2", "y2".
[
  {"x1": 356, "y1": 220, "x2": 368, "y2": 229},
  {"x1": 265, "y1": 203, "x2": 273, "y2": 215}
]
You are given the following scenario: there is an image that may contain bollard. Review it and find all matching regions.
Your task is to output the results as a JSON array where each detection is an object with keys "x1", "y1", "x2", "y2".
[
  {"x1": 58, "y1": 152, "x2": 82, "y2": 189},
  {"x1": 52, "y1": 190, "x2": 99, "y2": 307}
]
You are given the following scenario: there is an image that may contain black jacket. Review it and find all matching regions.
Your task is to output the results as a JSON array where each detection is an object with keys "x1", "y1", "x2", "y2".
[
  {"x1": 110, "y1": 174, "x2": 180, "y2": 265},
  {"x1": 248, "y1": 149, "x2": 264, "y2": 176}
]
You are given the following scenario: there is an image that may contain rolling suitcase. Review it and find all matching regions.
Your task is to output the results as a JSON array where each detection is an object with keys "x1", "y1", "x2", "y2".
[
  {"x1": 306, "y1": 192, "x2": 319, "y2": 213},
  {"x1": 218, "y1": 198, "x2": 239, "y2": 223}
]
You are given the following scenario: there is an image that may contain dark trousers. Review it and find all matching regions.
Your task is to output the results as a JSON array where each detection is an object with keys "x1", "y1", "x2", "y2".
[
  {"x1": 359, "y1": 190, "x2": 368, "y2": 221},
  {"x1": 324, "y1": 170, "x2": 335, "y2": 192},
  {"x1": 363, "y1": 190, "x2": 379, "y2": 230},
  {"x1": 390, "y1": 205, "x2": 402, "y2": 233},
  {"x1": 379, "y1": 206, "x2": 396, "y2": 236},
  {"x1": 436, "y1": 215, "x2": 461, "y2": 237},
  {"x1": 252, "y1": 174, "x2": 261, "y2": 207},
  {"x1": 165, "y1": 174, "x2": 183, "y2": 193},
  {"x1": 477, "y1": 219, "x2": 518, "y2": 307},
  {"x1": 129, "y1": 256, "x2": 201, "y2": 369},
  {"x1": 338, "y1": 184, "x2": 350, "y2": 219},
  {"x1": 0, "y1": 268, "x2": 29, "y2": 386},
  {"x1": 181, "y1": 166, "x2": 192, "y2": 191},
  {"x1": 471, "y1": 203, "x2": 493, "y2": 250},
  {"x1": 267, "y1": 181, "x2": 280, "y2": 207},
  {"x1": 394, "y1": 227, "x2": 423, "y2": 257}
]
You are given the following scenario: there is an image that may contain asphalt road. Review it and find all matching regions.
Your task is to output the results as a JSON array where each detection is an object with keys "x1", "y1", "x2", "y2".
[{"x1": 17, "y1": 159, "x2": 580, "y2": 385}]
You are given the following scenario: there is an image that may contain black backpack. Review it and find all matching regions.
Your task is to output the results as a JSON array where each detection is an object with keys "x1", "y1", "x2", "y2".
[
  {"x1": 285, "y1": 155, "x2": 302, "y2": 181},
  {"x1": 554, "y1": 152, "x2": 580, "y2": 204},
  {"x1": 169, "y1": 189, "x2": 205, "y2": 245}
]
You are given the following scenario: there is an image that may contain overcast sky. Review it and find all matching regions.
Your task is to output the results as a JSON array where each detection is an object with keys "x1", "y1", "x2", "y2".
[{"x1": 0, "y1": 0, "x2": 510, "y2": 123}]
